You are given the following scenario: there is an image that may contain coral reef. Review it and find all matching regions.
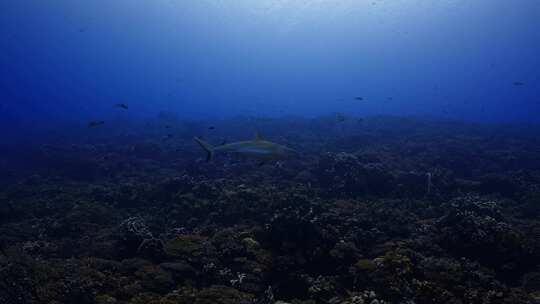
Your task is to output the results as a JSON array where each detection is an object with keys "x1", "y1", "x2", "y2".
[{"x1": 1, "y1": 117, "x2": 540, "y2": 303}]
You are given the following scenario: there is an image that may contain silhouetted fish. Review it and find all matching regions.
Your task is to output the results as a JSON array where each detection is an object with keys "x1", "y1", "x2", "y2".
[
  {"x1": 354, "y1": 97, "x2": 364, "y2": 101},
  {"x1": 208, "y1": 126, "x2": 215, "y2": 130},
  {"x1": 513, "y1": 81, "x2": 524, "y2": 86},
  {"x1": 114, "y1": 103, "x2": 129, "y2": 109},
  {"x1": 88, "y1": 121, "x2": 105, "y2": 128},
  {"x1": 335, "y1": 113, "x2": 346, "y2": 122}
]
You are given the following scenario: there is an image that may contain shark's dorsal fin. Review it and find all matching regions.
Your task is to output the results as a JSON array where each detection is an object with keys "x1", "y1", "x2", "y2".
[{"x1": 254, "y1": 131, "x2": 263, "y2": 141}]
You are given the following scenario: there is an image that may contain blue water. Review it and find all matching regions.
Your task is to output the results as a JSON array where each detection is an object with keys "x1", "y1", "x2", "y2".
[{"x1": 1, "y1": 0, "x2": 539, "y2": 127}]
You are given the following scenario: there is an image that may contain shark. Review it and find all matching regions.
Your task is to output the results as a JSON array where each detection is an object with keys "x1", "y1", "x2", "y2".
[{"x1": 194, "y1": 132, "x2": 297, "y2": 161}]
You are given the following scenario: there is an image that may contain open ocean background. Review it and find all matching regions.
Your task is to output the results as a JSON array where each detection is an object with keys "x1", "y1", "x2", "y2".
[{"x1": 1, "y1": 0, "x2": 539, "y2": 129}]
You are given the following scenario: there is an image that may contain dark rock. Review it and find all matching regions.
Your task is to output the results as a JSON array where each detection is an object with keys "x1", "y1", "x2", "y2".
[{"x1": 135, "y1": 265, "x2": 175, "y2": 294}]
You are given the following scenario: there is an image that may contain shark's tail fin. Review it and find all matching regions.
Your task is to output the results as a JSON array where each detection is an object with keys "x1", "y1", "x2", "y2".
[{"x1": 194, "y1": 137, "x2": 214, "y2": 161}]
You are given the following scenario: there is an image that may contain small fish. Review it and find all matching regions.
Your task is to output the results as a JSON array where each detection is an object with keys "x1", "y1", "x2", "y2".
[
  {"x1": 114, "y1": 103, "x2": 129, "y2": 109},
  {"x1": 354, "y1": 97, "x2": 364, "y2": 101},
  {"x1": 513, "y1": 81, "x2": 524, "y2": 86},
  {"x1": 335, "y1": 113, "x2": 346, "y2": 122},
  {"x1": 194, "y1": 132, "x2": 297, "y2": 162},
  {"x1": 88, "y1": 121, "x2": 105, "y2": 128},
  {"x1": 208, "y1": 126, "x2": 215, "y2": 130}
]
